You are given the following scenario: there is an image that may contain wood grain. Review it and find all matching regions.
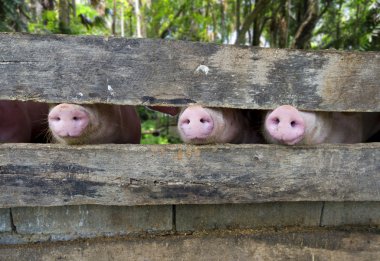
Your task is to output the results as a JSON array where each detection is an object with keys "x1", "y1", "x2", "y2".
[
  {"x1": 1, "y1": 229, "x2": 380, "y2": 260},
  {"x1": 0, "y1": 33, "x2": 379, "y2": 111},
  {"x1": 0, "y1": 143, "x2": 378, "y2": 207}
]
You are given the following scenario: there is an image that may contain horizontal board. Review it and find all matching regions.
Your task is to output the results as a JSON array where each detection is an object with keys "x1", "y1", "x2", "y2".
[
  {"x1": 176, "y1": 203, "x2": 322, "y2": 231},
  {"x1": 0, "y1": 208, "x2": 11, "y2": 233},
  {"x1": 321, "y1": 202, "x2": 380, "y2": 227},
  {"x1": 0, "y1": 143, "x2": 379, "y2": 207},
  {"x1": 11, "y1": 205, "x2": 172, "y2": 237},
  {"x1": 1, "y1": 229, "x2": 380, "y2": 260},
  {"x1": 1, "y1": 203, "x2": 380, "y2": 244},
  {"x1": 0, "y1": 33, "x2": 379, "y2": 111}
]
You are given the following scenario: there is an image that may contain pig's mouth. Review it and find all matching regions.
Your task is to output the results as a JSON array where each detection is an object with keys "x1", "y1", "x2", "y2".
[
  {"x1": 281, "y1": 136, "x2": 304, "y2": 145},
  {"x1": 60, "y1": 136, "x2": 86, "y2": 145},
  {"x1": 185, "y1": 134, "x2": 219, "y2": 144},
  {"x1": 187, "y1": 137, "x2": 211, "y2": 144},
  {"x1": 182, "y1": 128, "x2": 216, "y2": 144}
]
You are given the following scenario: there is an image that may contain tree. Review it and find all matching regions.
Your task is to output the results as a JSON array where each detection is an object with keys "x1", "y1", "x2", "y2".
[
  {"x1": 59, "y1": 0, "x2": 70, "y2": 33},
  {"x1": 0, "y1": 0, "x2": 29, "y2": 32},
  {"x1": 1, "y1": 0, "x2": 378, "y2": 50},
  {"x1": 314, "y1": 0, "x2": 380, "y2": 50},
  {"x1": 235, "y1": 0, "x2": 270, "y2": 45}
]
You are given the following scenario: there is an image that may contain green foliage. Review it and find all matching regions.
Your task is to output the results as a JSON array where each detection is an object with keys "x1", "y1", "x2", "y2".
[
  {"x1": 2, "y1": 0, "x2": 379, "y2": 49},
  {"x1": 140, "y1": 119, "x2": 171, "y2": 144},
  {"x1": 74, "y1": 4, "x2": 112, "y2": 35},
  {"x1": 312, "y1": 0, "x2": 379, "y2": 50},
  {"x1": 28, "y1": 10, "x2": 57, "y2": 33},
  {"x1": 137, "y1": 106, "x2": 181, "y2": 144},
  {"x1": 0, "y1": 0, "x2": 29, "y2": 32},
  {"x1": 28, "y1": 3, "x2": 111, "y2": 35}
]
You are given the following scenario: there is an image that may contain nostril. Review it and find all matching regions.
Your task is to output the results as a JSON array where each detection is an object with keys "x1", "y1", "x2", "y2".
[
  {"x1": 272, "y1": 118, "x2": 280, "y2": 124},
  {"x1": 73, "y1": 116, "x2": 79, "y2": 121},
  {"x1": 200, "y1": 118, "x2": 208, "y2": 123},
  {"x1": 290, "y1": 121, "x2": 296, "y2": 127},
  {"x1": 181, "y1": 119, "x2": 190, "y2": 125}
]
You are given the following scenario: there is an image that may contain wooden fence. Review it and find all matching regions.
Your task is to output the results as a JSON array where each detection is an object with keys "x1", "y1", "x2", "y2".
[{"x1": 0, "y1": 33, "x2": 379, "y2": 260}]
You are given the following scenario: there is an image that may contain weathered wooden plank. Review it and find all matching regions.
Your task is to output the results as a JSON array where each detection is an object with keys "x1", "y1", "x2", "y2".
[
  {"x1": 2, "y1": 202, "x2": 379, "y2": 244},
  {"x1": 1, "y1": 205, "x2": 173, "y2": 244},
  {"x1": 1, "y1": 229, "x2": 380, "y2": 260},
  {"x1": 0, "y1": 33, "x2": 379, "y2": 111},
  {"x1": 11, "y1": 205, "x2": 172, "y2": 240},
  {"x1": 0, "y1": 208, "x2": 11, "y2": 233},
  {"x1": 321, "y1": 202, "x2": 380, "y2": 227},
  {"x1": 176, "y1": 203, "x2": 322, "y2": 231},
  {"x1": 0, "y1": 143, "x2": 378, "y2": 207},
  {"x1": 176, "y1": 202, "x2": 380, "y2": 232}
]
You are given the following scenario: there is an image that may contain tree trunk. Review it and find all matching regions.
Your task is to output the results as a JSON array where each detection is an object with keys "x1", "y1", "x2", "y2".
[
  {"x1": 292, "y1": 0, "x2": 319, "y2": 49},
  {"x1": 129, "y1": 11, "x2": 133, "y2": 36},
  {"x1": 121, "y1": 3, "x2": 124, "y2": 37},
  {"x1": 42, "y1": 0, "x2": 55, "y2": 10},
  {"x1": 354, "y1": 2, "x2": 360, "y2": 49},
  {"x1": 278, "y1": 0, "x2": 289, "y2": 48},
  {"x1": 269, "y1": 2, "x2": 278, "y2": 47},
  {"x1": 59, "y1": 0, "x2": 70, "y2": 34},
  {"x1": 135, "y1": 0, "x2": 142, "y2": 37},
  {"x1": 285, "y1": 0, "x2": 291, "y2": 47},
  {"x1": 112, "y1": 0, "x2": 116, "y2": 35},
  {"x1": 242, "y1": 0, "x2": 252, "y2": 44},
  {"x1": 220, "y1": 0, "x2": 226, "y2": 43},
  {"x1": 212, "y1": 1, "x2": 218, "y2": 41},
  {"x1": 235, "y1": 0, "x2": 269, "y2": 45},
  {"x1": 252, "y1": 0, "x2": 261, "y2": 46},
  {"x1": 160, "y1": 3, "x2": 187, "y2": 39},
  {"x1": 30, "y1": 0, "x2": 37, "y2": 22},
  {"x1": 72, "y1": 0, "x2": 76, "y2": 18},
  {"x1": 236, "y1": 0, "x2": 241, "y2": 41},
  {"x1": 335, "y1": 0, "x2": 343, "y2": 49}
]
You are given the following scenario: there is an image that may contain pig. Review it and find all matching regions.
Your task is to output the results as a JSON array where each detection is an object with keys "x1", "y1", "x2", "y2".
[
  {"x1": 48, "y1": 103, "x2": 141, "y2": 145},
  {"x1": 263, "y1": 105, "x2": 380, "y2": 145},
  {"x1": 0, "y1": 100, "x2": 49, "y2": 143},
  {"x1": 177, "y1": 105, "x2": 262, "y2": 144}
]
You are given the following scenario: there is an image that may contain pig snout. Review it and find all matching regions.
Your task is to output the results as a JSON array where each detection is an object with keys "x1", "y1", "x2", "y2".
[
  {"x1": 178, "y1": 107, "x2": 214, "y2": 140},
  {"x1": 48, "y1": 104, "x2": 90, "y2": 138},
  {"x1": 265, "y1": 105, "x2": 305, "y2": 145}
]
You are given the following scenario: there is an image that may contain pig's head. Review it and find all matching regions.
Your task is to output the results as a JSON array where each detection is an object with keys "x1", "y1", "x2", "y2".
[
  {"x1": 177, "y1": 105, "x2": 242, "y2": 144},
  {"x1": 48, "y1": 103, "x2": 121, "y2": 145},
  {"x1": 263, "y1": 105, "x2": 331, "y2": 145}
]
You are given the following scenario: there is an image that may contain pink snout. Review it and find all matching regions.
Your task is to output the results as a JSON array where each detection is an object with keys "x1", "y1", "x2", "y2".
[
  {"x1": 265, "y1": 105, "x2": 305, "y2": 145},
  {"x1": 178, "y1": 106, "x2": 214, "y2": 140},
  {"x1": 48, "y1": 104, "x2": 89, "y2": 138}
]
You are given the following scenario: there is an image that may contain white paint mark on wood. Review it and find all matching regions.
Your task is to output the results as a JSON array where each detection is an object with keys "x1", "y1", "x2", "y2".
[
  {"x1": 108, "y1": 85, "x2": 115, "y2": 96},
  {"x1": 195, "y1": 65, "x2": 210, "y2": 75}
]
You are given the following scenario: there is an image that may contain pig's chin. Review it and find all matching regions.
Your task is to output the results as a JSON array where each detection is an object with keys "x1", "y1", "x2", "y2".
[
  {"x1": 181, "y1": 132, "x2": 215, "y2": 144},
  {"x1": 55, "y1": 136, "x2": 86, "y2": 145},
  {"x1": 281, "y1": 136, "x2": 304, "y2": 145},
  {"x1": 185, "y1": 137, "x2": 212, "y2": 144},
  {"x1": 182, "y1": 134, "x2": 217, "y2": 144},
  {"x1": 53, "y1": 130, "x2": 93, "y2": 145}
]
